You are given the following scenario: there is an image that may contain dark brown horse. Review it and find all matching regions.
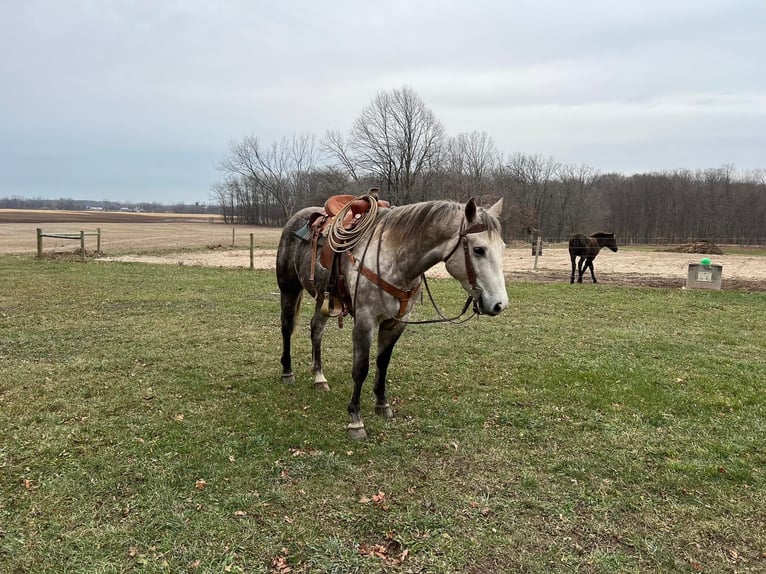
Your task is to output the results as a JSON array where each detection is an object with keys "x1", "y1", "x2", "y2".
[{"x1": 569, "y1": 232, "x2": 618, "y2": 283}]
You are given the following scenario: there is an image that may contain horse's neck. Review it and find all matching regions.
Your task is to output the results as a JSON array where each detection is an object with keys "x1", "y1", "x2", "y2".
[{"x1": 382, "y1": 214, "x2": 461, "y2": 283}]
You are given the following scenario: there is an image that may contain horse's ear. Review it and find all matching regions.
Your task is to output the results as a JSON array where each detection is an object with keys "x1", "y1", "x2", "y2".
[
  {"x1": 465, "y1": 198, "x2": 478, "y2": 222},
  {"x1": 487, "y1": 198, "x2": 503, "y2": 218}
]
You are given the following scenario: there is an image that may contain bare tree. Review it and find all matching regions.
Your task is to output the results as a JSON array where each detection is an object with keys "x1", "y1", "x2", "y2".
[
  {"x1": 459, "y1": 130, "x2": 499, "y2": 182},
  {"x1": 440, "y1": 131, "x2": 501, "y2": 201},
  {"x1": 324, "y1": 86, "x2": 445, "y2": 204},
  {"x1": 553, "y1": 163, "x2": 600, "y2": 239},
  {"x1": 505, "y1": 153, "x2": 560, "y2": 232},
  {"x1": 219, "y1": 133, "x2": 319, "y2": 222},
  {"x1": 323, "y1": 130, "x2": 359, "y2": 183}
]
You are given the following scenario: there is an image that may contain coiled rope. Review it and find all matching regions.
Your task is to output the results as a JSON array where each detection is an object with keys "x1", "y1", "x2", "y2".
[{"x1": 326, "y1": 195, "x2": 379, "y2": 252}]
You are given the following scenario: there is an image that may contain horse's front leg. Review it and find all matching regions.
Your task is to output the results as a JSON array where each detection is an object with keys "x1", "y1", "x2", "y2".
[
  {"x1": 570, "y1": 257, "x2": 576, "y2": 284},
  {"x1": 310, "y1": 301, "x2": 330, "y2": 391},
  {"x1": 373, "y1": 319, "x2": 406, "y2": 419},
  {"x1": 348, "y1": 316, "x2": 375, "y2": 440},
  {"x1": 587, "y1": 259, "x2": 598, "y2": 283}
]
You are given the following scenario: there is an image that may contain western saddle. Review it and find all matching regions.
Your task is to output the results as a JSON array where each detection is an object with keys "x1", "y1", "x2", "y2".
[{"x1": 297, "y1": 189, "x2": 390, "y2": 321}]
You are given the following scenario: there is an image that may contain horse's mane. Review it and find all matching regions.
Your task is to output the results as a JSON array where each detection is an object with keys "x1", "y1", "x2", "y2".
[
  {"x1": 590, "y1": 231, "x2": 615, "y2": 237},
  {"x1": 379, "y1": 200, "x2": 502, "y2": 250}
]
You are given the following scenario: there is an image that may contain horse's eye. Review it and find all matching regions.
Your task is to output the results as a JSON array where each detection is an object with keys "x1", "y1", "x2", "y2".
[{"x1": 472, "y1": 246, "x2": 486, "y2": 257}]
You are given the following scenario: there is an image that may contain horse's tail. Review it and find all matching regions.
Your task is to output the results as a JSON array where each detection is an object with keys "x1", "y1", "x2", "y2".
[{"x1": 292, "y1": 290, "x2": 304, "y2": 335}]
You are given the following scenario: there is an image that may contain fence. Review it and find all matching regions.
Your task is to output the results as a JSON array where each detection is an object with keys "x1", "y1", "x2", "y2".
[
  {"x1": 233, "y1": 229, "x2": 257, "y2": 269},
  {"x1": 37, "y1": 228, "x2": 101, "y2": 262}
]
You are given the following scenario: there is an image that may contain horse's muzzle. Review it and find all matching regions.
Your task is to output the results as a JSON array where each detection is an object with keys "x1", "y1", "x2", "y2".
[{"x1": 471, "y1": 288, "x2": 507, "y2": 316}]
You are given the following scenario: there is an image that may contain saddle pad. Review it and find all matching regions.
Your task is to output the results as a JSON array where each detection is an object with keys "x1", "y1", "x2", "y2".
[{"x1": 293, "y1": 222, "x2": 312, "y2": 241}]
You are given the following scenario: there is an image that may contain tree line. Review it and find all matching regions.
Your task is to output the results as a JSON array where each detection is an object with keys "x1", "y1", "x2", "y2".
[
  {"x1": 214, "y1": 86, "x2": 765, "y2": 245},
  {"x1": 0, "y1": 197, "x2": 218, "y2": 215}
]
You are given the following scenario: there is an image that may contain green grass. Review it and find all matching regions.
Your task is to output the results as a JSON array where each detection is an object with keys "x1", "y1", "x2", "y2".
[{"x1": 1, "y1": 255, "x2": 765, "y2": 573}]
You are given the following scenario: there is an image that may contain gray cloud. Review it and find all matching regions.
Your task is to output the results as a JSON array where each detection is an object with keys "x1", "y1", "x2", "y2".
[{"x1": 1, "y1": 0, "x2": 764, "y2": 203}]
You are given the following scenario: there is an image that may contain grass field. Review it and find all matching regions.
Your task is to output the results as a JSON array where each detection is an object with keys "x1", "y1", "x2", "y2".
[{"x1": 1, "y1": 256, "x2": 765, "y2": 572}]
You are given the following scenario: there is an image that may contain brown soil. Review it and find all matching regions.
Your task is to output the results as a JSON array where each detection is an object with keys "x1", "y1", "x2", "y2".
[
  {"x1": 665, "y1": 240, "x2": 724, "y2": 255},
  {"x1": 2, "y1": 210, "x2": 764, "y2": 291},
  {"x1": 0, "y1": 209, "x2": 222, "y2": 224}
]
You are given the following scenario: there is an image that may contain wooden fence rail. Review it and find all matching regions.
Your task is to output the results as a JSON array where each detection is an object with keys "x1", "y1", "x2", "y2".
[{"x1": 37, "y1": 228, "x2": 101, "y2": 262}]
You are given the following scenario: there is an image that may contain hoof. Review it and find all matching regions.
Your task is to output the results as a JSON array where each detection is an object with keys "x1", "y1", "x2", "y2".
[
  {"x1": 348, "y1": 427, "x2": 368, "y2": 441},
  {"x1": 281, "y1": 373, "x2": 295, "y2": 385},
  {"x1": 374, "y1": 404, "x2": 394, "y2": 419},
  {"x1": 347, "y1": 421, "x2": 367, "y2": 441},
  {"x1": 314, "y1": 381, "x2": 330, "y2": 392}
]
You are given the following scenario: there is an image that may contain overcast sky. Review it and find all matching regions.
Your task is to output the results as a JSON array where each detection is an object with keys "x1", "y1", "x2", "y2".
[{"x1": 1, "y1": 1, "x2": 765, "y2": 205}]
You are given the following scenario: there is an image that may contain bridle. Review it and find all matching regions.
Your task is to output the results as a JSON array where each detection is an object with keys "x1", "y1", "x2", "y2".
[
  {"x1": 349, "y1": 216, "x2": 489, "y2": 324},
  {"x1": 443, "y1": 220, "x2": 487, "y2": 304}
]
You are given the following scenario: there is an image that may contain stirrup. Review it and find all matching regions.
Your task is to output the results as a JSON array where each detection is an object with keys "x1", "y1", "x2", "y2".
[{"x1": 320, "y1": 292, "x2": 343, "y2": 317}]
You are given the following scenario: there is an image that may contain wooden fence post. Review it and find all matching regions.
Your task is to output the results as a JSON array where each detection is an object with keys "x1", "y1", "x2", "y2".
[
  {"x1": 533, "y1": 236, "x2": 542, "y2": 271},
  {"x1": 250, "y1": 233, "x2": 254, "y2": 269},
  {"x1": 232, "y1": 227, "x2": 236, "y2": 247},
  {"x1": 97, "y1": 228, "x2": 101, "y2": 252},
  {"x1": 37, "y1": 228, "x2": 43, "y2": 258},
  {"x1": 80, "y1": 230, "x2": 86, "y2": 262}
]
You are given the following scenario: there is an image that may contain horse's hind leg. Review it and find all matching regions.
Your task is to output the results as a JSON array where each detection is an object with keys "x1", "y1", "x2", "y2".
[
  {"x1": 280, "y1": 289, "x2": 303, "y2": 384},
  {"x1": 310, "y1": 300, "x2": 331, "y2": 391},
  {"x1": 372, "y1": 319, "x2": 406, "y2": 419},
  {"x1": 570, "y1": 255, "x2": 576, "y2": 283},
  {"x1": 577, "y1": 258, "x2": 587, "y2": 283}
]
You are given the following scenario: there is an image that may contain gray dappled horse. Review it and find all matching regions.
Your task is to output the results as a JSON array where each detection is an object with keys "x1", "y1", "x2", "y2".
[
  {"x1": 276, "y1": 198, "x2": 508, "y2": 440},
  {"x1": 568, "y1": 232, "x2": 618, "y2": 283}
]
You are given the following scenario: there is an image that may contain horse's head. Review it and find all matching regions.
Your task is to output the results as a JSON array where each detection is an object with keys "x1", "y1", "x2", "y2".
[
  {"x1": 445, "y1": 198, "x2": 508, "y2": 316},
  {"x1": 603, "y1": 232, "x2": 618, "y2": 252}
]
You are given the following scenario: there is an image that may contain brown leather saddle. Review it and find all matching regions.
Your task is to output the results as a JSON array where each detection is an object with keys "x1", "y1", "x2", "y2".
[{"x1": 302, "y1": 190, "x2": 390, "y2": 319}]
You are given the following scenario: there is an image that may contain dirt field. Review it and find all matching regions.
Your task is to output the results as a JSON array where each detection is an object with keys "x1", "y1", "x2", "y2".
[
  {"x1": 2, "y1": 210, "x2": 764, "y2": 291},
  {"x1": 0, "y1": 209, "x2": 280, "y2": 254}
]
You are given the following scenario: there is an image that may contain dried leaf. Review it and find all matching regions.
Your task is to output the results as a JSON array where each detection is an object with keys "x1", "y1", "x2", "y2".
[
  {"x1": 359, "y1": 538, "x2": 409, "y2": 566},
  {"x1": 195, "y1": 479, "x2": 207, "y2": 490},
  {"x1": 271, "y1": 548, "x2": 292, "y2": 573},
  {"x1": 372, "y1": 491, "x2": 386, "y2": 504},
  {"x1": 289, "y1": 447, "x2": 320, "y2": 457},
  {"x1": 359, "y1": 490, "x2": 389, "y2": 508}
]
